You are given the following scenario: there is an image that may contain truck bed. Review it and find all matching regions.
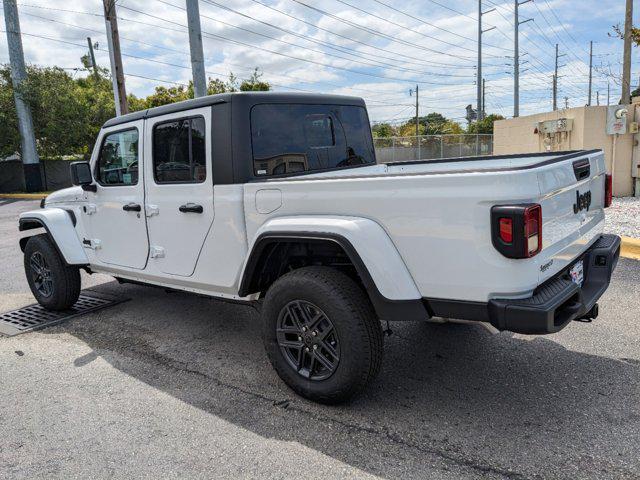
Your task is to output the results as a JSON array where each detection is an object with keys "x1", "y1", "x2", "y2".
[{"x1": 244, "y1": 149, "x2": 606, "y2": 303}]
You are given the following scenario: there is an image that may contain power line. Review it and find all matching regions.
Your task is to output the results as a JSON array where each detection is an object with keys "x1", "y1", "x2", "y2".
[
  {"x1": 7, "y1": 18, "x2": 471, "y2": 111},
  {"x1": 117, "y1": 3, "x2": 471, "y2": 86},
  {"x1": 333, "y1": 0, "x2": 505, "y2": 56},
  {"x1": 286, "y1": 0, "x2": 505, "y2": 64},
  {"x1": 189, "y1": 0, "x2": 476, "y2": 78},
  {"x1": 370, "y1": 0, "x2": 510, "y2": 51},
  {"x1": 247, "y1": 0, "x2": 482, "y2": 71}
]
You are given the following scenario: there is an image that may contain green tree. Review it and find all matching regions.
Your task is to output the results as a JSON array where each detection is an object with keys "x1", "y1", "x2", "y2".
[
  {"x1": 0, "y1": 65, "x2": 115, "y2": 159},
  {"x1": 239, "y1": 68, "x2": 270, "y2": 91},
  {"x1": 0, "y1": 62, "x2": 271, "y2": 160},
  {"x1": 397, "y1": 112, "x2": 457, "y2": 136},
  {"x1": 372, "y1": 122, "x2": 395, "y2": 137},
  {"x1": 467, "y1": 113, "x2": 505, "y2": 134}
]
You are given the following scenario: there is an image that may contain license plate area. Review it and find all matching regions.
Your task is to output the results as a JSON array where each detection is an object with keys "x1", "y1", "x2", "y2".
[{"x1": 569, "y1": 259, "x2": 584, "y2": 287}]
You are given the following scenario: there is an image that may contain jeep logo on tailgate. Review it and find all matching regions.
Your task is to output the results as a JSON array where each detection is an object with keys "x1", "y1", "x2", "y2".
[{"x1": 573, "y1": 190, "x2": 591, "y2": 213}]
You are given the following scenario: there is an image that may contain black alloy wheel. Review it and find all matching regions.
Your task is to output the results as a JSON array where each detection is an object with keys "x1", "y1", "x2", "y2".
[
  {"x1": 29, "y1": 251, "x2": 54, "y2": 298},
  {"x1": 276, "y1": 300, "x2": 340, "y2": 381}
]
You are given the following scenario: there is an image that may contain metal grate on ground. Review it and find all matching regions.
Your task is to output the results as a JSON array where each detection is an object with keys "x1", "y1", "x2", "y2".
[{"x1": 0, "y1": 291, "x2": 128, "y2": 336}]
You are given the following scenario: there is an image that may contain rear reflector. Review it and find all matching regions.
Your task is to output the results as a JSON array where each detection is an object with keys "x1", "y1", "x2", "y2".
[
  {"x1": 604, "y1": 174, "x2": 612, "y2": 208},
  {"x1": 491, "y1": 203, "x2": 543, "y2": 259}
]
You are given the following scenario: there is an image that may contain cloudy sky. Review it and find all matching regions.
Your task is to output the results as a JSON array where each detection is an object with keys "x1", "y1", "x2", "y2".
[{"x1": 1, "y1": 0, "x2": 638, "y2": 124}]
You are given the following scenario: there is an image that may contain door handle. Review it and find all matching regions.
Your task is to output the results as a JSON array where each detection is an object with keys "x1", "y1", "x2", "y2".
[
  {"x1": 122, "y1": 203, "x2": 142, "y2": 212},
  {"x1": 179, "y1": 203, "x2": 203, "y2": 214}
]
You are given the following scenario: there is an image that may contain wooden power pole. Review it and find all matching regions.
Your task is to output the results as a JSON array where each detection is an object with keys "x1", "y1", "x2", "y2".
[{"x1": 103, "y1": 0, "x2": 128, "y2": 116}]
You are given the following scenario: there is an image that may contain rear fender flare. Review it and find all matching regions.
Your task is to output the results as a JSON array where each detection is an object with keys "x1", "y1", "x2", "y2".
[{"x1": 239, "y1": 216, "x2": 427, "y2": 321}]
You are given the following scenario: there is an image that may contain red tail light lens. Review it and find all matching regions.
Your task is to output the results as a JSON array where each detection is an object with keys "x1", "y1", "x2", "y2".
[
  {"x1": 604, "y1": 174, "x2": 612, "y2": 208},
  {"x1": 499, "y1": 218, "x2": 513, "y2": 243},
  {"x1": 491, "y1": 203, "x2": 543, "y2": 258},
  {"x1": 523, "y1": 204, "x2": 542, "y2": 257}
]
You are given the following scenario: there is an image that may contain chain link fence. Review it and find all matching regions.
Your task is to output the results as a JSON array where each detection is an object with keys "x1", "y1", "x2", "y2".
[{"x1": 373, "y1": 134, "x2": 493, "y2": 163}]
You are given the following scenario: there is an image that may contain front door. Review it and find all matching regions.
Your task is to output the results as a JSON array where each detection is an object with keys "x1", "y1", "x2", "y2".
[
  {"x1": 87, "y1": 121, "x2": 149, "y2": 269},
  {"x1": 144, "y1": 107, "x2": 214, "y2": 277}
]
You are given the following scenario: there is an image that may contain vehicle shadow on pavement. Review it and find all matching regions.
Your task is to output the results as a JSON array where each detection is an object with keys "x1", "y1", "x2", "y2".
[{"x1": 48, "y1": 279, "x2": 640, "y2": 479}]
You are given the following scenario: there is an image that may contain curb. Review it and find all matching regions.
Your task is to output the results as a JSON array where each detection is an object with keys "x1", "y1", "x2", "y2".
[
  {"x1": 0, "y1": 193, "x2": 47, "y2": 199},
  {"x1": 621, "y1": 236, "x2": 640, "y2": 261}
]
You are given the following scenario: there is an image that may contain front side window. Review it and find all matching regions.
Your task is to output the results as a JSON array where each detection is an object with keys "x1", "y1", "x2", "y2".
[
  {"x1": 96, "y1": 128, "x2": 139, "y2": 186},
  {"x1": 153, "y1": 116, "x2": 206, "y2": 183},
  {"x1": 251, "y1": 104, "x2": 375, "y2": 176}
]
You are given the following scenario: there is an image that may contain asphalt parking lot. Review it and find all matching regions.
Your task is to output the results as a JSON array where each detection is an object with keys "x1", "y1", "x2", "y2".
[{"x1": 1, "y1": 199, "x2": 639, "y2": 479}]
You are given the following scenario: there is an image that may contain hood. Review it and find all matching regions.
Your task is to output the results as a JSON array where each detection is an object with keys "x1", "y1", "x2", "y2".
[{"x1": 45, "y1": 186, "x2": 86, "y2": 205}]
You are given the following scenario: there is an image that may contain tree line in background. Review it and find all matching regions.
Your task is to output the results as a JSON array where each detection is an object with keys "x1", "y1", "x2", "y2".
[
  {"x1": 0, "y1": 59, "x2": 504, "y2": 161},
  {"x1": 372, "y1": 112, "x2": 505, "y2": 138},
  {"x1": 0, "y1": 62, "x2": 269, "y2": 161}
]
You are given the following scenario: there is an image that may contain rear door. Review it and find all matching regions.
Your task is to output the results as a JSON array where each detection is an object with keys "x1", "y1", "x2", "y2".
[
  {"x1": 536, "y1": 151, "x2": 606, "y2": 282},
  {"x1": 88, "y1": 122, "x2": 149, "y2": 269},
  {"x1": 143, "y1": 107, "x2": 214, "y2": 277}
]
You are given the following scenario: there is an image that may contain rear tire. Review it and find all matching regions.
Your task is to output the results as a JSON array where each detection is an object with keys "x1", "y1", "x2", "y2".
[
  {"x1": 262, "y1": 266, "x2": 383, "y2": 404},
  {"x1": 24, "y1": 234, "x2": 81, "y2": 311}
]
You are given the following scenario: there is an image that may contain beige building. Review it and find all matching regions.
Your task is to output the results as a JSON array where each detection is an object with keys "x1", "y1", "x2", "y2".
[{"x1": 493, "y1": 98, "x2": 640, "y2": 196}]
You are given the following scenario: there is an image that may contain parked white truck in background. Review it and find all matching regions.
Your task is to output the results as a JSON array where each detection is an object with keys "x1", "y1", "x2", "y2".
[{"x1": 18, "y1": 92, "x2": 620, "y2": 403}]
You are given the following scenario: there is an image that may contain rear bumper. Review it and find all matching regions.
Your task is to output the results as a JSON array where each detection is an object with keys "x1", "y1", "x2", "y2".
[{"x1": 426, "y1": 234, "x2": 621, "y2": 334}]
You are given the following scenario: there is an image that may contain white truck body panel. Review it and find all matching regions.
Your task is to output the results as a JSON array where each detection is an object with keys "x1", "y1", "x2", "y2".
[{"x1": 21, "y1": 150, "x2": 607, "y2": 304}]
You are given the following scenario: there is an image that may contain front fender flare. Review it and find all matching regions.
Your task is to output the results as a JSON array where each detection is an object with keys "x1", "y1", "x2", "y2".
[
  {"x1": 19, "y1": 208, "x2": 88, "y2": 265},
  {"x1": 240, "y1": 216, "x2": 428, "y2": 321}
]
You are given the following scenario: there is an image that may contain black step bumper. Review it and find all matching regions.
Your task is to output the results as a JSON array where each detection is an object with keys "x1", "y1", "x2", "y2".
[
  {"x1": 425, "y1": 234, "x2": 621, "y2": 334},
  {"x1": 488, "y1": 234, "x2": 620, "y2": 334}
]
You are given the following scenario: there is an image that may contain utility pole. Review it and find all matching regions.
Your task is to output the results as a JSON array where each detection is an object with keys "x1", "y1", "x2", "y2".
[
  {"x1": 482, "y1": 78, "x2": 486, "y2": 118},
  {"x1": 607, "y1": 82, "x2": 610, "y2": 105},
  {"x1": 477, "y1": 1, "x2": 482, "y2": 121},
  {"x1": 553, "y1": 44, "x2": 566, "y2": 111},
  {"x1": 587, "y1": 40, "x2": 593, "y2": 106},
  {"x1": 477, "y1": 1, "x2": 496, "y2": 121},
  {"x1": 564, "y1": 96, "x2": 569, "y2": 109},
  {"x1": 186, "y1": 0, "x2": 207, "y2": 98},
  {"x1": 514, "y1": 0, "x2": 532, "y2": 117},
  {"x1": 103, "y1": 0, "x2": 128, "y2": 116},
  {"x1": 413, "y1": 85, "x2": 419, "y2": 137},
  {"x1": 87, "y1": 37, "x2": 99, "y2": 80},
  {"x1": 3, "y1": 0, "x2": 42, "y2": 192},
  {"x1": 621, "y1": 0, "x2": 633, "y2": 104},
  {"x1": 596, "y1": 91, "x2": 600, "y2": 106}
]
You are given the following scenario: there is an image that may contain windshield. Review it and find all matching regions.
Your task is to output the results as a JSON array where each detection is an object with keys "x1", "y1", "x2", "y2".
[{"x1": 250, "y1": 104, "x2": 376, "y2": 176}]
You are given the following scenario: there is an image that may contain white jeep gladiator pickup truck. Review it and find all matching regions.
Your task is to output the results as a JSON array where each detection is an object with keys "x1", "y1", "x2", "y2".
[{"x1": 19, "y1": 92, "x2": 620, "y2": 403}]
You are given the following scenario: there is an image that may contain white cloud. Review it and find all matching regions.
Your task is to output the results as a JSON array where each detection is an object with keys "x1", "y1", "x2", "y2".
[{"x1": 0, "y1": 0, "x2": 635, "y2": 122}]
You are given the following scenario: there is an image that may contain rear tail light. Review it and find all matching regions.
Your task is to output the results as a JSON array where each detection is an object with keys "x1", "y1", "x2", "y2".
[
  {"x1": 499, "y1": 218, "x2": 513, "y2": 243},
  {"x1": 604, "y1": 174, "x2": 612, "y2": 208},
  {"x1": 523, "y1": 204, "x2": 542, "y2": 257},
  {"x1": 491, "y1": 204, "x2": 543, "y2": 258}
]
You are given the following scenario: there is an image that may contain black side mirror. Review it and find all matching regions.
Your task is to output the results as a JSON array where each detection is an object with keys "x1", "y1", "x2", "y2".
[{"x1": 70, "y1": 161, "x2": 96, "y2": 192}]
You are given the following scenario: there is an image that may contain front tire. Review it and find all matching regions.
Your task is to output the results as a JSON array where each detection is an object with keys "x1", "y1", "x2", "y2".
[
  {"x1": 24, "y1": 234, "x2": 81, "y2": 311},
  {"x1": 262, "y1": 266, "x2": 383, "y2": 404}
]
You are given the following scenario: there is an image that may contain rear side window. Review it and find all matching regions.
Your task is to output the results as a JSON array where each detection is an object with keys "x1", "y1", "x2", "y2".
[
  {"x1": 96, "y1": 128, "x2": 139, "y2": 186},
  {"x1": 251, "y1": 104, "x2": 375, "y2": 176},
  {"x1": 153, "y1": 116, "x2": 206, "y2": 183}
]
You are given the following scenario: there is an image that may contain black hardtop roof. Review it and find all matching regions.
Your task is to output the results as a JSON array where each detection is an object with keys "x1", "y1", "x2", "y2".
[{"x1": 102, "y1": 91, "x2": 366, "y2": 128}]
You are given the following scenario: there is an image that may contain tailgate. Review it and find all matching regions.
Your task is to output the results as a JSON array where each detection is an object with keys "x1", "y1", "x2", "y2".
[{"x1": 535, "y1": 151, "x2": 606, "y2": 284}]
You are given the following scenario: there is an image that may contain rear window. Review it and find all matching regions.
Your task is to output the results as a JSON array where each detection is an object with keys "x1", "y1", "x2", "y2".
[{"x1": 250, "y1": 104, "x2": 375, "y2": 176}]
